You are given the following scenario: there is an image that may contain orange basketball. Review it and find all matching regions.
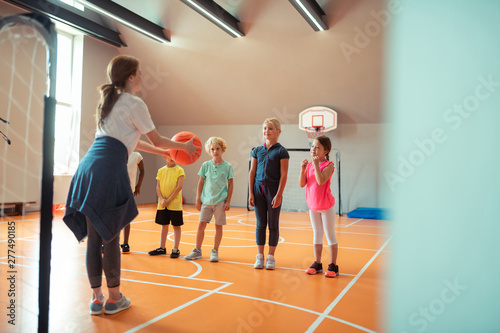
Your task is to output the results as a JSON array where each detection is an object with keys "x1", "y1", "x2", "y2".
[{"x1": 169, "y1": 131, "x2": 202, "y2": 165}]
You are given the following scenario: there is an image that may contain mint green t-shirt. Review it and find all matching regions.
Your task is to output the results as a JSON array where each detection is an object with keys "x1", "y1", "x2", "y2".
[{"x1": 198, "y1": 160, "x2": 234, "y2": 205}]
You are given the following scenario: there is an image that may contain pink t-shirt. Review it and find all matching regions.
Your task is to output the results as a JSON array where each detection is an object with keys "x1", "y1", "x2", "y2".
[{"x1": 305, "y1": 160, "x2": 335, "y2": 211}]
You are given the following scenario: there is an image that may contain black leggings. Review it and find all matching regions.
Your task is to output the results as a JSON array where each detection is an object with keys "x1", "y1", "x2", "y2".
[
  {"x1": 253, "y1": 183, "x2": 281, "y2": 247},
  {"x1": 86, "y1": 218, "x2": 121, "y2": 289}
]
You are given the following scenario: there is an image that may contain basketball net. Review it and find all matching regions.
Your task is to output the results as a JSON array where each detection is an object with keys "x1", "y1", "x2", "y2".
[
  {"x1": 0, "y1": 22, "x2": 46, "y2": 212},
  {"x1": 305, "y1": 126, "x2": 324, "y2": 146}
]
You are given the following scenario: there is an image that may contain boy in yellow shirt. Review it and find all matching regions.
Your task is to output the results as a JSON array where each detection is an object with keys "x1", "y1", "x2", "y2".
[{"x1": 148, "y1": 152, "x2": 185, "y2": 258}]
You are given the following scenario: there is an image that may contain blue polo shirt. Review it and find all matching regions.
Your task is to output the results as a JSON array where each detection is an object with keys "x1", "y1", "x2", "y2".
[{"x1": 251, "y1": 143, "x2": 289, "y2": 186}]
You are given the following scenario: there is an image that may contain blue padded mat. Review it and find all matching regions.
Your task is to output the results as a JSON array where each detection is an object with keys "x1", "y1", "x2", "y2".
[{"x1": 346, "y1": 207, "x2": 389, "y2": 220}]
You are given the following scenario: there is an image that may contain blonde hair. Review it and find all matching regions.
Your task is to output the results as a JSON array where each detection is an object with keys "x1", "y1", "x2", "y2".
[
  {"x1": 263, "y1": 117, "x2": 281, "y2": 131},
  {"x1": 205, "y1": 137, "x2": 227, "y2": 154}
]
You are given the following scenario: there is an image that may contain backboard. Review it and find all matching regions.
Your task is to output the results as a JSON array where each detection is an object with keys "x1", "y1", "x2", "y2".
[{"x1": 299, "y1": 106, "x2": 337, "y2": 132}]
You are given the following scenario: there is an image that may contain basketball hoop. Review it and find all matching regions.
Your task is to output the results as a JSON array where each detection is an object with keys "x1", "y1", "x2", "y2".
[
  {"x1": 299, "y1": 106, "x2": 337, "y2": 146},
  {"x1": 305, "y1": 126, "x2": 325, "y2": 142}
]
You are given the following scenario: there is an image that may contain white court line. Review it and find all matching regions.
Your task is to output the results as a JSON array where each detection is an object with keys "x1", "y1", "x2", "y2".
[
  {"x1": 226, "y1": 213, "x2": 256, "y2": 219},
  {"x1": 0, "y1": 259, "x2": 231, "y2": 285},
  {"x1": 125, "y1": 282, "x2": 232, "y2": 333},
  {"x1": 213, "y1": 290, "x2": 376, "y2": 333},
  {"x1": 178, "y1": 235, "x2": 255, "y2": 242},
  {"x1": 336, "y1": 230, "x2": 389, "y2": 236},
  {"x1": 235, "y1": 219, "x2": 387, "y2": 236},
  {"x1": 213, "y1": 259, "x2": 357, "y2": 277},
  {"x1": 0, "y1": 259, "x2": 369, "y2": 330},
  {"x1": 344, "y1": 218, "x2": 364, "y2": 228},
  {"x1": 306, "y1": 235, "x2": 393, "y2": 333},
  {"x1": 129, "y1": 219, "x2": 155, "y2": 224},
  {"x1": 186, "y1": 260, "x2": 203, "y2": 278},
  {"x1": 0, "y1": 252, "x2": 361, "y2": 278},
  {"x1": 339, "y1": 224, "x2": 390, "y2": 229},
  {"x1": 121, "y1": 264, "x2": 219, "y2": 282},
  {"x1": 119, "y1": 276, "x2": 374, "y2": 333},
  {"x1": 282, "y1": 241, "x2": 380, "y2": 252},
  {"x1": 236, "y1": 219, "x2": 311, "y2": 227},
  {"x1": 117, "y1": 277, "x2": 231, "y2": 293}
]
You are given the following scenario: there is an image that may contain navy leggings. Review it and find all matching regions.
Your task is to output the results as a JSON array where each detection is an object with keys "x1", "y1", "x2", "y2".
[
  {"x1": 253, "y1": 183, "x2": 281, "y2": 246},
  {"x1": 86, "y1": 218, "x2": 121, "y2": 289}
]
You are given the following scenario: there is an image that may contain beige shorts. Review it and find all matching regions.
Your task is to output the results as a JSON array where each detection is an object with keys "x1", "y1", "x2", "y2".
[{"x1": 199, "y1": 201, "x2": 226, "y2": 225}]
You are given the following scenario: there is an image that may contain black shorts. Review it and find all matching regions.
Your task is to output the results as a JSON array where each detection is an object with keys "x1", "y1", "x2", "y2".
[{"x1": 155, "y1": 209, "x2": 184, "y2": 226}]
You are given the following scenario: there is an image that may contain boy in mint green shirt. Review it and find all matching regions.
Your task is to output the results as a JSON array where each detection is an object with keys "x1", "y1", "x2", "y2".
[{"x1": 184, "y1": 137, "x2": 233, "y2": 262}]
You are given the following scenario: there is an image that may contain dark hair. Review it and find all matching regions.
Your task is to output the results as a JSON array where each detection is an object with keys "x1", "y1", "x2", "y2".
[
  {"x1": 315, "y1": 135, "x2": 332, "y2": 160},
  {"x1": 96, "y1": 55, "x2": 139, "y2": 129}
]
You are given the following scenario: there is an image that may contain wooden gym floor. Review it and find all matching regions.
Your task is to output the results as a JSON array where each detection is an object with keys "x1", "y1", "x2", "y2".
[{"x1": 0, "y1": 204, "x2": 391, "y2": 333}]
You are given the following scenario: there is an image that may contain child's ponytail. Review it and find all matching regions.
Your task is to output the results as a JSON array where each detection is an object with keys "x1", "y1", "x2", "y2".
[{"x1": 95, "y1": 55, "x2": 139, "y2": 129}]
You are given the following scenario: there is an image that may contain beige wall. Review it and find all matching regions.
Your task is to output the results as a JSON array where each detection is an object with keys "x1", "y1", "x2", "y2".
[{"x1": 79, "y1": 36, "x2": 119, "y2": 158}]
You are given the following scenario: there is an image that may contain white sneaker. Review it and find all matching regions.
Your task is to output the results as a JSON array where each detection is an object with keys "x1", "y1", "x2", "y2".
[
  {"x1": 210, "y1": 249, "x2": 219, "y2": 262},
  {"x1": 266, "y1": 255, "x2": 275, "y2": 270},
  {"x1": 104, "y1": 294, "x2": 131, "y2": 315},
  {"x1": 90, "y1": 294, "x2": 105, "y2": 315},
  {"x1": 254, "y1": 253, "x2": 264, "y2": 269},
  {"x1": 184, "y1": 248, "x2": 202, "y2": 260}
]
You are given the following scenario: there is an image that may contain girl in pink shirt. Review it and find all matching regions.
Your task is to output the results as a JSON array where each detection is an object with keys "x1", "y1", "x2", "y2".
[{"x1": 299, "y1": 136, "x2": 339, "y2": 278}]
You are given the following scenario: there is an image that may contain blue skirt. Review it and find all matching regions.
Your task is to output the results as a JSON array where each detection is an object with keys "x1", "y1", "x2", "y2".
[{"x1": 63, "y1": 136, "x2": 138, "y2": 242}]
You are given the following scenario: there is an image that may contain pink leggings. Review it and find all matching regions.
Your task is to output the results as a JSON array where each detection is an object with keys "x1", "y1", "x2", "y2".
[{"x1": 309, "y1": 206, "x2": 337, "y2": 245}]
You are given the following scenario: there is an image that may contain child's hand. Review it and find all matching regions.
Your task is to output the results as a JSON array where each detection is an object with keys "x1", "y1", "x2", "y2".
[
  {"x1": 195, "y1": 199, "x2": 202, "y2": 211},
  {"x1": 301, "y1": 158, "x2": 308, "y2": 169},
  {"x1": 134, "y1": 185, "x2": 141, "y2": 196},
  {"x1": 224, "y1": 202, "x2": 231, "y2": 211},
  {"x1": 312, "y1": 155, "x2": 320, "y2": 165},
  {"x1": 248, "y1": 194, "x2": 254, "y2": 207},
  {"x1": 161, "y1": 198, "x2": 168, "y2": 208},
  {"x1": 271, "y1": 194, "x2": 282, "y2": 208}
]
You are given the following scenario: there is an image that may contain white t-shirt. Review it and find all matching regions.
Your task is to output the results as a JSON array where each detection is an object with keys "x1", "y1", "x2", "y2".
[
  {"x1": 95, "y1": 92, "x2": 155, "y2": 155},
  {"x1": 127, "y1": 152, "x2": 143, "y2": 191}
]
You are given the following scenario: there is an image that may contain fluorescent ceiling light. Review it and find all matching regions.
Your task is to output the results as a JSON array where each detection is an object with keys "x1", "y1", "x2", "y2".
[
  {"x1": 4, "y1": 0, "x2": 126, "y2": 46},
  {"x1": 181, "y1": 0, "x2": 244, "y2": 38},
  {"x1": 289, "y1": 0, "x2": 328, "y2": 31},
  {"x1": 76, "y1": 0, "x2": 169, "y2": 43}
]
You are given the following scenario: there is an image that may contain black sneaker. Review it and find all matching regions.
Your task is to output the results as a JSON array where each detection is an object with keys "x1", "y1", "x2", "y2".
[
  {"x1": 148, "y1": 247, "x2": 167, "y2": 255},
  {"x1": 305, "y1": 261, "x2": 323, "y2": 275},
  {"x1": 325, "y1": 263, "x2": 339, "y2": 278},
  {"x1": 121, "y1": 243, "x2": 130, "y2": 254},
  {"x1": 170, "y1": 249, "x2": 180, "y2": 258}
]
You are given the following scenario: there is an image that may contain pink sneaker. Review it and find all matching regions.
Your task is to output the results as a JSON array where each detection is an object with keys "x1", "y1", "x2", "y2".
[
  {"x1": 325, "y1": 263, "x2": 339, "y2": 278},
  {"x1": 305, "y1": 261, "x2": 323, "y2": 275}
]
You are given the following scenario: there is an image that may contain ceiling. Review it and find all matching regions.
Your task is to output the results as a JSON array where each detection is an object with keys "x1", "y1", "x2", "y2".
[{"x1": 3, "y1": 0, "x2": 386, "y2": 126}]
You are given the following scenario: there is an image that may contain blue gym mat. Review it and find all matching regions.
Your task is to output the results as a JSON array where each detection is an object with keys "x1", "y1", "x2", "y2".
[{"x1": 346, "y1": 207, "x2": 389, "y2": 220}]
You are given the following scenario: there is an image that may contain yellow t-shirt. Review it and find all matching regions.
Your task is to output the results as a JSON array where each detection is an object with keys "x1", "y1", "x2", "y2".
[{"x1": 156, "y1": 164, "x2": 185, "y2": 211}]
